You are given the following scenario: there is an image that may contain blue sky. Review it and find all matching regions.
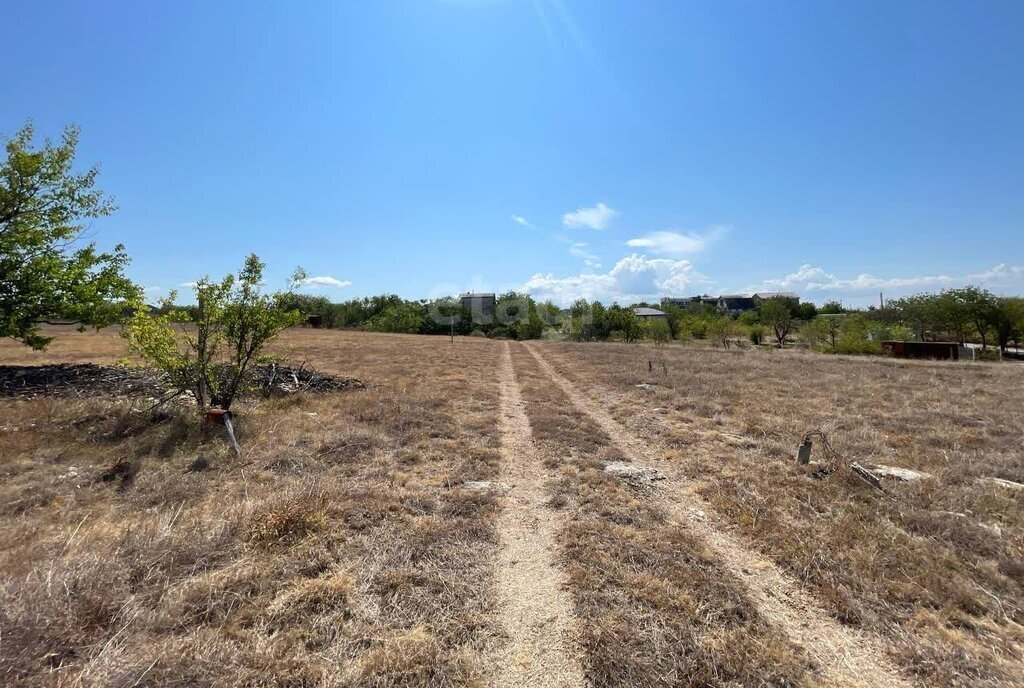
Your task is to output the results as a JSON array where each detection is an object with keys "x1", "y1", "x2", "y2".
[{"x1": 3, "y1": 0, "x2": 1022, "y2": 306}]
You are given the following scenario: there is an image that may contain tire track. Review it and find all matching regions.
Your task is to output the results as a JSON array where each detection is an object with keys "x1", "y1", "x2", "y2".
[
  {"x1": 492, "y1": 342, "x2": 583, "y2": 688},
  {"x1": 522, "y1": 342, "x2": 913, "y2": 688}
]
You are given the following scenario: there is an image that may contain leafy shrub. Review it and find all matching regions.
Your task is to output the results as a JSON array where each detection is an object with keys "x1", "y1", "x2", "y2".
[
  {"x1": 123, "y1": 255, "x2": 301, "y2": 412},
  {"x1": 647, "y1": 319, "x2": 671, "y2": 347},
  {"x1": 365, "y1": 302, "x2": 425, "y2": 334}
]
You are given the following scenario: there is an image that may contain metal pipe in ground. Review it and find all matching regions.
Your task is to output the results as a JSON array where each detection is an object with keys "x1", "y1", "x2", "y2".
[{"x1": 204, "y1": 408, "x2": 241, "y2": 457}]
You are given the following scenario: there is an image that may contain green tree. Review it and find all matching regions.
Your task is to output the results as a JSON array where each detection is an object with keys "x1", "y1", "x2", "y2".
[
  {"x1": 759, "y1": 299, "x2": 794, "y2": 348},
  {"x1": 993, "y1": 297, "x2": 1024, "y2": 353},
  {"x1": 834, "y1": 314, "x2": 883, "y2": 355},
  {"x1": 647, "y1": 318, "x2": 671, "y2": 347},
  {"x1": 802, "y1": 316, "x2": 842, "y2": 350},
  {"x1": 889, "y1": 294, "x2": 935, "y2": 341},
  {"x1": 608, "y1": 305, "x2": 643, "y2": 342},
  {"x1": 366, "y1": 301, "x2": 425, "y2": 334},
  {"x1": 1, "y1": 123, "x2": 137, "y2": 349},
  {"x1": 792, "y1": 301, "x2": 818, "y2": 320},
  {"x1": 934, "y1": 289, "x2": 970, "y2": 344},
  {"x1": 819, "y1": 300, "x2": 845, "y2": 315},
  {"x1": 958, "y1": 286, "x2": 998, "y2": 350},
  {"x1": 706, "y1": 315, "x2": 737, "y2": 348},
  {"x1": 737, "y1": 309, "x2": 761, "y2": 327},
  {"x1": 123, "y1": 255, "x2": 301, "y2": 412}
]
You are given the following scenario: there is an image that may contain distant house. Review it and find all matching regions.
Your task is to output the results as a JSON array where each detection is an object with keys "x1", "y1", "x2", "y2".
[
  {"x1": 633, "y1": 306, "x2": 668, "y2": 321},
  {"x1": 460, "y1": 292, "x2": 496, "y2": 324},
  {"x1": 662, "y1": 296, "x2": 718, "y2": 310},
  {"x1": 716, "y1": 295, "x2": 756, "y2": 317},
  {"x1": 753, "y1": 292, "x2": 800, "y2": 306}
]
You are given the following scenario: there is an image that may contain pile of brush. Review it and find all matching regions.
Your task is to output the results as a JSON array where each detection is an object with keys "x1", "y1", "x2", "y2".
[
  {"x1": 253, "y1": 362, "x2": 365, "y2": 396},
  {"x1": 0, "y1": 364, "x2": 166, "y2": 398},
  {"x1": 0, "y1": 362, "x2": 364, "y2": 400}
]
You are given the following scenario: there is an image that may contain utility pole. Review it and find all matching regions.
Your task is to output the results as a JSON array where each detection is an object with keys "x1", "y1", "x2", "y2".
[{"x1": 879, "y1": 292, "x2": 884, "y2": 310}]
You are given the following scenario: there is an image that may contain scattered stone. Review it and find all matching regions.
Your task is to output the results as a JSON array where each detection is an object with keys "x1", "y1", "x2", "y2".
[
  {"x1": 58, "y1": 467, "x2": 81, "y2": 481},
  {"x1": 604, "y1": 461, "x2": 663, "y2": 483},
  {"x1": 720, "y1": 433, "x2": 757, "y2": 449},
  {"x1": 688, "y1": 507, "x2": 707, "y2": 522},
  {"x1": 652, "y1": 407, "x2": 669, "y2": 414},
  {"x1": 461, "y1": 480, "x2": 511, "y2": 493},
  {"x1": 635, "y1": 383, "x2": 657, "y2": 391},
  {"x1": 981, "y1": 477, "x2": 1024, "y2": 491},
  {"x1": 979, "y1": 522, "x2": 1004, "y2": 537},
  {"x1": 869, "y1": 464, "x2": 932, "y2": 482}
]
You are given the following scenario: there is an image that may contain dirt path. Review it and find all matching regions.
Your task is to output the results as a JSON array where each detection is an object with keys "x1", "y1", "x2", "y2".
[
  {"x1": 491, "y1": 342, "x2": 584, "y2": 688},
  {"x1": 522, "y1": 342, "x2": 914, "y2": 688}
]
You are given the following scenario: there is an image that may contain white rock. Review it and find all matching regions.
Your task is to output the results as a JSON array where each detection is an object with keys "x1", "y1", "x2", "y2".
[
  {"x1": 979, "y1": 522, "x2": 1003, "y2": 537},
  {"x1": 652, "y1": 407, "x2": 669, "y2": 414},
  {"x1": 461, "y1": 480, "x2": 511, "y2": 493},
  {"x1": 869, "y1": 464, "x2": 932, "y2": 482},
  {"x1": 635, "y1": 383, "x2": 657, "y2": 390},
  {"x1": 981, "y1": 477, "x2": 1024, "y2": 491},
  {"x1": 604, "y1": 462, "x2": 663, "y2": 483}
]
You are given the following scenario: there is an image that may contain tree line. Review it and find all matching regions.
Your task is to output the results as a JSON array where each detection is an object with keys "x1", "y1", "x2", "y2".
[
  {"x1": 274, "y1": 292, "x2": 559, "y2": 340},
  {"x1": 2, "y1": 122, "x2": 1023, "y2": 357}
]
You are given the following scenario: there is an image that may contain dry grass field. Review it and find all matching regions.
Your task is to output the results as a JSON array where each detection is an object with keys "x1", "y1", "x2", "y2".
[
  {"x1": 530, "y1": 341, "x2": 1024, "y2": 687},
  {"x1": 1, "y1": 327, "x2": 1022, "y2": 687},
  {"x1": 1, "y1": 327, "x2": 506, "y2": 686}
]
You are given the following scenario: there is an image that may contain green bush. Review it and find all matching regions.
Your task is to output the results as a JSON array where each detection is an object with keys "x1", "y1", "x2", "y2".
[
  {"x1": 647, "y1": 319, "x2": 671, "y2": 346},
  {"x1": 123, "y1": 255, "x2": 301, "y2": 412}
]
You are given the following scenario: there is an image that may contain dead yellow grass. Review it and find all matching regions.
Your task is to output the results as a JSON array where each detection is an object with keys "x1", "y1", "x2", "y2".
[
  {"x1": 508, "y1": 343, "x2": 814, "y2": 686},
  {"x1": 531, "y1": 340, "x2": 1024, "y2": 687},
  {"x1": 0, "y1": 328, "x2": 504, "y2": 686},
  {"x1": 5, "y1": 328, "x2": 1021, "y2": 686}
]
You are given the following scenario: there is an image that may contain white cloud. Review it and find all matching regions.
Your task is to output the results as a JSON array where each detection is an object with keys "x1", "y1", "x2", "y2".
[
  {"x1": 298, "y1": 276, "x2": 352, "y2": 289},
  {"x1": 521, "y1": 253, "x2": 708, "y2": 305},
  {"x1": 178, "y1": 281, "x2": 198, "y2": 289},
  {"x1": 562, "y1": 202, "x2": 618, "y2": 230},
  {"x1": 143, "y1": 286, "x2": 163, "y2": 293},
  {"x1": 743, "y1": 262, "x2": 1024, "y2": 297},
  {"x1": 966, "y1": 263, "x2": 1024, "y2": 281},
  {"x1": 569, "y1": 241, "x2": 601, "y2": 268},
  {"x1": 806, "y1": 273, "x2": 954, "y2": 291},
  {"x1": 625, "y1": 226, "x2": 727, "y2": 256},
  {"x1": 512, "y1": 214, "x2": 534, "y2": 229}
]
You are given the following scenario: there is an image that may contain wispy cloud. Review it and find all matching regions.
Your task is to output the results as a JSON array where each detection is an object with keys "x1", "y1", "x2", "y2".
[
  {"x1": 569, "y1": 241, "x2": 601, "y2": 269},
  {"x1": 742, "y1": 262, "x2": 1024, "y2": 295},
  {"x1": 521, "y1": 253, "x2": 710, "y2": 306},
  {"x1": 178, "y1": 281, "x2": 198, "y2": 289},
  {"x1": 562, "y1": 202, "x2": 618, "y2": 230},
  {"x1": 625, "y1": 226, "x2": 727, "y2": 256},
  {"x1": 511, "y1": 214, "x2": 535, "y2": 230},
  {"x1": 966, "y1": 263, "x2": 1024, "y2": 281},
  {"x1": 298, "y1": 275, "x2": 352, "y2": 289}
]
